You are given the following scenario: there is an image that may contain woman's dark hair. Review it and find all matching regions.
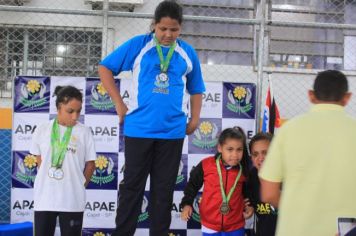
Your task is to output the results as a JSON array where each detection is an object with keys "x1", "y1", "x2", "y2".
[
  {"x1": 313, "y1": 70, "x2": 348, "y2": 102},
  {"x1": 249, "y1": 132, "x2": 273, "y2": 153},
  {"x1": 151, "y1": 0, "x2": 183, "y2": 31},
  {"x1": 217, "y1": 126, "x2": 250, "y2": 176},
  {"x1": 54, "y1": 85, "x2": 82, "y2": 109}
]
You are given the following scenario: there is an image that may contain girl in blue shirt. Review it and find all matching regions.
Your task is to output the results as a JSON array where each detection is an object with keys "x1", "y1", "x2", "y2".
[{"x1": 99, "y1": 1, "x2": 205, "y2": 235}]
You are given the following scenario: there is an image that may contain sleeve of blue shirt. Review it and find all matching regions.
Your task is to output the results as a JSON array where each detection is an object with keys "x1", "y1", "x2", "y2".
[
  {"x1": 185, "y1": 45, "x2": 206, "y2": 95},
  {"x1": 99, "y1": 35, "x2": 146, "y2": 76}
]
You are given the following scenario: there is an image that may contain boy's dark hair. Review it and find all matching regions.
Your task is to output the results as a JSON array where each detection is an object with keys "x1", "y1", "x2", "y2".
[
  {"x1": 217, "y1": 126, "x2": 250, "y2": 176},
  {"x1": 154, "y1": 0, "x2": 183, "y2": 25},
  {"x1": 249, "y1": 132, "x2": 273, "y2": 153},
  {"x1": 313, "y1": 70, "x2": 348, "y2": 102},
  {"x1": 54, "y1": 85, "x2": 82, "y2": 109}
]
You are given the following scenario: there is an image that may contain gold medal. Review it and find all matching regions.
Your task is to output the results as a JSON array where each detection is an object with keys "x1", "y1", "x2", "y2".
[{"x1": 220, "y1": 202, "x2": 230, "y2": 215}]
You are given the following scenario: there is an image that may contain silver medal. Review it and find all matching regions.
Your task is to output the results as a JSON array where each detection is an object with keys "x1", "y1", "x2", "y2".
[
  {"x1": 48, "y1": 167, "x2": 56, "y2": 178},
  {"x1": 158, "y1": 72, "x2": 168, "y2": 82},
  {"x1": 53, "y1": 168, "x2": 64, "y2": 180}
]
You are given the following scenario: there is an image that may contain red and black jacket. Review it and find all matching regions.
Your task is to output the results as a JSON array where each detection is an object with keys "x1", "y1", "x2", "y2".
[{"x1": 180, "y1": 155, "x2": 248, "y2": 232}]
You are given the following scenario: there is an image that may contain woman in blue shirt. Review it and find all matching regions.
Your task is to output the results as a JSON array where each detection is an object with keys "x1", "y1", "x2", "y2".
[{"x1": 98, "y1": 1, "x2": 205, "y2": 235}]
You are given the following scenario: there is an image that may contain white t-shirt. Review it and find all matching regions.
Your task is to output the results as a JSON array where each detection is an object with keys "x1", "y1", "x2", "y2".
[{"x1": 30, "y1": 119, "x2": 96, "y2": 212}]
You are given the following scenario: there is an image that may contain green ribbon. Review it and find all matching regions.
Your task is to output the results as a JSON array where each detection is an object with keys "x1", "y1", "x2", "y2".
[
  {"x1": 216, "y1": 155, "x2": 242, "y2": 205},
  {"x1": 154, "y1": 36, "x2": 176, "y2": 73},
  {"x1": 50, "y1": 118, "x2": 73, "y2": 168}
]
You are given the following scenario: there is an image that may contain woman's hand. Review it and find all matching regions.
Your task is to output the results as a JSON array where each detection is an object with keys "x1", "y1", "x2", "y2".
[
  {"x1": 181, "y1": 205, "x2": 193, "y2": 221},
  {"x1": 186, "y1": 119, "x2": 199, "y2": 135},
  {"x1": 115, "y1": 102, "x2": 128, "y2": 124}
]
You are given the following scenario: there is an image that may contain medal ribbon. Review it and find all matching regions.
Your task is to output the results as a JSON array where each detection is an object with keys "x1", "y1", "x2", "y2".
[
  {"x1": 216, "y1": 155, "x2": 242, "y2": 205},
  {"x1": 50, "y1": 118, "x2": 73, "y2": 168},
  {"x1": 154, "y1": 36, "x2": 176, "y2": 73}
]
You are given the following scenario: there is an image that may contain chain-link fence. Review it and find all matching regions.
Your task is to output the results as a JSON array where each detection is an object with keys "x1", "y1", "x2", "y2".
[{"x1": 2, "y1": 0, "x2": 356, "y2": 121}]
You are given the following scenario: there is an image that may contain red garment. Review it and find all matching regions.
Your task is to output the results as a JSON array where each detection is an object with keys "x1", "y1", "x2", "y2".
[{"x1": 199, "y1": 156, "x2": 246, "y2": 232}]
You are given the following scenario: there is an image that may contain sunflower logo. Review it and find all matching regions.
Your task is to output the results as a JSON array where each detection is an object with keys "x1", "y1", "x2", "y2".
[
  {"x1": 97, "y1": 83, "x2": 107, "y2": 96},
  {"x1": 26, "y1": 80, "x2": 41, "y2": 94},
  {"x1": 90, "y1": 82, "x2": 114, "y2": 111},
  {"x1": 192, "y1": 121, "x2": 218, "y2": 150},
  {"x1": 227, "y1": 85, "x2": 253, "y2": 114},
  {"x1": 24, "y1": 154, "x2": 37, "y2": 169},
  {"x1": 233, "y1": 86, "x2": 246, "y2": 100},
  {"x1": 91, "y1": 155, "x2": 115, "y2": 186},
  {"x1": 20, "y1": 79, "x2": 47, "y2": 108},
  {"x1": 199, "y1": 121, "x2": 213, "y2": 135},
  {"x1": 15, "y1": 154, "x2": 37, "y2": 185},
  {"x1": 95, "y1": 155, "x2": 108, "y2": 170},
  {"x1": 93, "y1": 232, "x2": 105, "y2": 236}
]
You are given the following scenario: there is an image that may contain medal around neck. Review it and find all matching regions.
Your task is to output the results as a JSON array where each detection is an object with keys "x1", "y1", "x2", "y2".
[
  {"x1": 53, "y1": 168, "x2": 64, "y2": 180},
  {"x1": 157, "y1": 72, "x2": 168, "y2": 82},
  {"x1": 48, "y1": 167, "x2": 56, "y2": 178},
  {"x1": 216, "y1": 155, "x2": 242, "y2": 215},
  {"x1": 220, "y1": 202, "x2": 231, "y2": 215},
  {"x1": 50, "y1": 118, "x2": 72, "y2": 180}
]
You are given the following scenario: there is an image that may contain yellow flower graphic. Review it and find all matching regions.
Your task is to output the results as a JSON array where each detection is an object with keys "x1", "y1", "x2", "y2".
[
  {"x1": 233, "y1": 86, "x2": 246, "y2": 100},
  {"x1": 26, "y1": 80, "x2": 41, "y2": 94},
  {"x1": 94, "y1": 232, "x2": 105, "y2": 236},
  {"x1": 97, "y1": 83, "x2": 107, "y2": 96},
  {"x1": 24, "y1": 155, "x2": 37, "y2": 169},
  {"x1": 95, "y1": 155, "x2": 108, "y2": 170},
  {"x1": 168, "y1": 233, "x2": 175, "y2": 236},
  {"x1": 199, "y1": 121, "x2": 213, "y2": 135}
]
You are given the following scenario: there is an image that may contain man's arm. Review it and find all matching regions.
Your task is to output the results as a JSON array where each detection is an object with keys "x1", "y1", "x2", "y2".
[{"x1": 260, "y1": 178, "x2": 281, "y2": 208}]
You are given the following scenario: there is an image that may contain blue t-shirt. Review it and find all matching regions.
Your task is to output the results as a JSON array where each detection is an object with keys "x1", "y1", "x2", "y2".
[{"x1": 100, "y1": 33, "x2": 205, "y2": 139}]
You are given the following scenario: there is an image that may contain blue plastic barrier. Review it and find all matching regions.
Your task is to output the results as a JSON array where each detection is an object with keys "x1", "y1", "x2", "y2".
[{"x1": 0, "y1": 222, "x2": 33, "y2": 236}]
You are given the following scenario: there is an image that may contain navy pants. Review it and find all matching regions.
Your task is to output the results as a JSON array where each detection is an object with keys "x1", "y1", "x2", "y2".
[
  {"x1": 34, "y1": 211, "x2": 83, "y2": 236},
  {"x1": 111, "y1": 136, "x2": 184, "y2": 236}
]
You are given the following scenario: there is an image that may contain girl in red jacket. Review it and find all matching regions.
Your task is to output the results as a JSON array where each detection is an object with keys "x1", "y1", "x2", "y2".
[{"x1": 181, "y1": 127, "x2": 252, "y2": 236}]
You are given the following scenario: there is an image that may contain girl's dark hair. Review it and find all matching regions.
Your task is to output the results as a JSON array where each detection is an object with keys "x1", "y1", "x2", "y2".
[
  {"x1": 217, "y1": 126, "x2": 250, "y2": 176},
  {"x1": 54, "y1": 85, "x2": 82, "y2": 109},
  {"x1": 249, "y1": 132, "x2": 273, "y2": 153},
  {"x1": 151, "y1": 0, "x2": 183, "y2": 31}
]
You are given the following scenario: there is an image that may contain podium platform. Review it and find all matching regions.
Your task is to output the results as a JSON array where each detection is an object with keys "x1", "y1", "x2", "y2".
[{"x1": 0, "y1": 222, "x2": 33, "y2": 236}]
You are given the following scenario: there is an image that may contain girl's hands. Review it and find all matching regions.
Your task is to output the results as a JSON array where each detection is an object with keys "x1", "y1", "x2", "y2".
[{"x1": 181, "y1": 205, "x2": 193, "y2": 221}]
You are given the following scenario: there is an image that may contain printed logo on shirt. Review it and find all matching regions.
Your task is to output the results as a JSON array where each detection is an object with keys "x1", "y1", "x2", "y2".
[
  {"x1": 90, "y1": 82, "x2": 115, "y2": 111},
  {"x1": 256, "y1": 203, "x2": 278, "y2": 215},
  {"x1": 93, "y1": 232, "x2": 106, "y2": 236},
  {"x1": 14, "y1": 154, "x2": 37, "y2": 187},
  {"x1": 152, "y1": 73, "x2": 169, "y2": 94},
  {"x1": 192, "y1": 121, "x2": 218, "y2": 149},
  {"x1": 90, "y1": 155, "x2": 115, "y2": 186},
  {"x1": 19, "y1": 79, "x2": 48, "y2": 108},
  {"x1": 226, "y1": 85, "x2": 253, "y2": 114}
]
